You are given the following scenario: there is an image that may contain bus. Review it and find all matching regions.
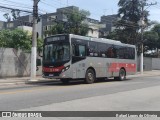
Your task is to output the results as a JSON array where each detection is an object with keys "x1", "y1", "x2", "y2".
[{"x1": 42, "y1": 34, "x2": 137, "y2": 84}]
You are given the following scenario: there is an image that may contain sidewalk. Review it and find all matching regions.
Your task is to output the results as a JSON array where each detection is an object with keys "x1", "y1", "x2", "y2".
[
  {"x1": 0, "y1": 70, "x2": 160, "y2": 87},
  {"x1": 0, "y1": 76, "x2": 51, "y2": 87},
  {"x1": 128, "y1": 70, "x2": 160, "y2": 78}
]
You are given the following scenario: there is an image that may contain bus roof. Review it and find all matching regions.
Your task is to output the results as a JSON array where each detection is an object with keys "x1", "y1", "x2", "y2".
[
  {"x1": 45, "y1": 34, "x2": 135, "y2": 48},
  {"x1": 70, "y1": 34, "x2": 135, "y2": 48}
]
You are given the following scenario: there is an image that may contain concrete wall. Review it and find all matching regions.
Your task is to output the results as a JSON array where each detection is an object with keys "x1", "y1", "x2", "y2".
[
  {"x1": 137, "y1": 57, "x2": 152, "y2": 71},
  {"x1": 152, "y1": 58, "x2": 160, "y2": 70},
  {"x1": 0, "y1": 48, "x2": 42, "y2": 78}
]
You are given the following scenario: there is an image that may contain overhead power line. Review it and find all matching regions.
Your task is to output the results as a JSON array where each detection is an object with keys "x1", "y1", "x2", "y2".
[{"x1": 0, "y1": 5, "x2": 32, "y2": 14}]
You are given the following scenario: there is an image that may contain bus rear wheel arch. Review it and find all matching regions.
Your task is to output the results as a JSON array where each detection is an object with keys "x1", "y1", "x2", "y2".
[
  {"x1": 114, "y1": 68, "x2": 126, "y2": 81},
  {"x1": 85, "y1": 68, "x2": 96, "y2": 84}
]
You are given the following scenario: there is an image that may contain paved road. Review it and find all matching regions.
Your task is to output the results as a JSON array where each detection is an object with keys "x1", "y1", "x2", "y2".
[{"x1": 0, "y1": 75, "x2": 160, "y2": 112}]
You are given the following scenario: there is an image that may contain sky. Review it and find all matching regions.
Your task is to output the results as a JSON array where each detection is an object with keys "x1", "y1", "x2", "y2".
[{"x1": 0, "y1": 0, "x2": 160, "y2": 22}]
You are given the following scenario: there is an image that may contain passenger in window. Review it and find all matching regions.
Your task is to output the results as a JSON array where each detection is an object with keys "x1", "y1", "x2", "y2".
[{"x1": 107, "y1": 47, "x2": 114, "y2": 58}]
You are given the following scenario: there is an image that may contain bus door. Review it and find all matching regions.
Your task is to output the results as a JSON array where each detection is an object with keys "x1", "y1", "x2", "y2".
[{"x1": 72, "y1": 44, "x2": 87, "y2": 78}]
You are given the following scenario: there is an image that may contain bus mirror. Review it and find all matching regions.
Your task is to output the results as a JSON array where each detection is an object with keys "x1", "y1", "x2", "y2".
[{"x1": 36, "y1": 59, "x2": 41, "y2": 66}]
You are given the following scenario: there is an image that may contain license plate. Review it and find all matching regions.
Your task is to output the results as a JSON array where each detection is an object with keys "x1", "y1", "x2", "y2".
[{"x1": 49, "y1": 74, "x2": 54, "y2": 77}]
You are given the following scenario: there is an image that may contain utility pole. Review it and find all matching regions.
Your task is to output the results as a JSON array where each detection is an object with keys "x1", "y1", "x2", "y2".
[
  {"x1": 139, "y1": 0, "x2": 157, "y2": 74},
  {"x1": 30, "y1": 0, "x2": 40, "y2": 81},
  {"x1": 140, "y1": 1, "x2": 145, "y2": 75}
]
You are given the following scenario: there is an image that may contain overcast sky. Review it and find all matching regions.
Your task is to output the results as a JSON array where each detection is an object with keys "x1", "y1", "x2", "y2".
[{"x1": 0, "y1": 0, "x2": 159, "y2": 22}]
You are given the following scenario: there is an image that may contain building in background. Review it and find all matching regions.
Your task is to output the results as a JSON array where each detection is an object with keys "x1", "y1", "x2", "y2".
[
  {"x1": 99, "y1": 14, "x2": 119, "y2": 37},
  {"x1": 41, "y1": 6, "x2": 100, "y2": 38},
  {"x1": 0, "y1": 6, "x2": 111, "y2": 38},
  {"x1": 0, "y1": 21, "x2": 6, "y2": 30},
  {"x1": 0, "y1": 15, "x2": 33, "y2": 36}
]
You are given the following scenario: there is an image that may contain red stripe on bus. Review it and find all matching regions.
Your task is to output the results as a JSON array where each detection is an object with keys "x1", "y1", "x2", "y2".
[
  {"x1": 43, "y1": 66, "x2": 65, "y2": 73},
  {"x1": 108, "y1": 63, "x2": 136, "y2": 72}
]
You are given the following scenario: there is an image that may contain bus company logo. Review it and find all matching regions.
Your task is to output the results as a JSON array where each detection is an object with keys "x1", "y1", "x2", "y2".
[{"x1": 2, "y1": 112, "x2": 11, "y2": 117}]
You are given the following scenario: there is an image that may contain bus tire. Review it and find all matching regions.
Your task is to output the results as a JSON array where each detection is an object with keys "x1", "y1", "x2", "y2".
[
  {"x1": 60, "y1": 79, "x2": 70, "y2": 84},
  {"x1": 115, "y1": 69, "x2": 126, "y2": 81},
  {"x1": 85, "y1": 69, "x2": 96, "y2": 84}
]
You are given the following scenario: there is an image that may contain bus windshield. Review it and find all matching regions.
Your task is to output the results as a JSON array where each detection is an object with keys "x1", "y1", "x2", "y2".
[{"x1": 44, "y1": 43, "x2": 70, "y2": 63}]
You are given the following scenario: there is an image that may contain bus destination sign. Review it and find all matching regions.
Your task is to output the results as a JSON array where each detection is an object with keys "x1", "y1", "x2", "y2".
[{"x1": 46, "y1": 36, "x2": 66, "y2": 43}]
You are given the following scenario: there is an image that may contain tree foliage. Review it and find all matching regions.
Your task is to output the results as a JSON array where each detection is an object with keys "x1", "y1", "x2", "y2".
[
  {"x1": 0, "y1": 29, "x2": 31, "y2": 51},
  {"x1": 79, "y1": 9, "x2": 90, "y2": 17},
  {"x1": 45, "y1": 10, "x2": 89, "y2": 36},
  {"x1": 0, "y1": 29, "x2": 43, "y2": 53},
  {"x1": 143, "y1": 24, "x2": 160, "y2": 57},
  {"x1": 144, "y1": 31, "x2": 159, "y2": 51},
  {"x1": 109, "y1": 0, "x2": 149, "y2": 44}
]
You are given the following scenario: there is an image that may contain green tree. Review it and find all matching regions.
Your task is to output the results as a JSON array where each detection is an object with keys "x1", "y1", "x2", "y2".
[
  {"x1": 140, "y1": 24, "x2": 160, "y2": 57},
  {"x1": 0, "y1": 29, "x2": 31, "y2": 51},
  {"x1": 151, "y1": 24, "x2": 160, "y2": 55},
  {"x1": 79, "y1": 9, "x2": 90, "y2": 17},
  {"x1": 0, "y1": 29, "x2": 43, "y2": 53},
  {"x1": 152, "y1": 24, "x2": 160, "y2": 39},
  {"x1": 45, "y1": 10, "x2": 89, "y2": 36},
  {"x1": 114, "y1": 0, "x2": 149, "y2": 44},
  {"x1": 37, "y1": 38, "x2": 44, "y2": 55},
  {"x1": 143, "y1": 31, "x2": 159, "y2": 52},
  {"x1": 106, "y1": 30, "x2": 119, "y2": 40}
]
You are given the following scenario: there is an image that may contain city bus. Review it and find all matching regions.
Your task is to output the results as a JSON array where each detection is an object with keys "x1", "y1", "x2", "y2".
[{"x1": 42, "y1": 34, "x2": 137, "y2": 84}]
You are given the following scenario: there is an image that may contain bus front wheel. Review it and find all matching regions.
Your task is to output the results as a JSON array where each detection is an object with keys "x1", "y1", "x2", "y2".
[{"x1": 85, "y1": 69, "x2": 96, "y2": 84}]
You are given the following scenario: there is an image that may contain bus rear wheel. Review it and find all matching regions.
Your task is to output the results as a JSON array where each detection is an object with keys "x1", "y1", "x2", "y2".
[
  {"x1": 60, "y1": 79, "x2": 70, "y2": 84},
  {"x1": 114, "y1": 69, "x2": 126, "y2": 81},
  {"x1": 85, "y1": 69, "x2": 96, "y2": 84}
]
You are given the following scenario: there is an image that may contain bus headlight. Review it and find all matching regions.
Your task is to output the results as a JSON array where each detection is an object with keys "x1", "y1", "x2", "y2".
[{"x1": 61, "y1": 65, "x2": 70, "y2": 73}]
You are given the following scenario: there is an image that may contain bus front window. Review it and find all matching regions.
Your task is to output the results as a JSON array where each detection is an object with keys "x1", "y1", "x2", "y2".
[{"x1": 44, "y1": 44, "x2": 70, "y2": 63}]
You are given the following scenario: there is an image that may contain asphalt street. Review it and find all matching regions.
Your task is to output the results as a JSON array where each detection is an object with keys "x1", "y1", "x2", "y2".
[{"x1": 0, "y1": 75, "x2": 160, "y2": 112}]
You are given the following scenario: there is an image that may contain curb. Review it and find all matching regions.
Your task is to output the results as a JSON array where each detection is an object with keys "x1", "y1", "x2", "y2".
[
  {"x1": 0, "y1": 74, "x2": 160, "y2": 87},
  {"x1": 0, "y1": 81, "x2": 26, "y2": 87},
  {"x1": 128, "y1": 74, "x2": 160, "y2": 78}
]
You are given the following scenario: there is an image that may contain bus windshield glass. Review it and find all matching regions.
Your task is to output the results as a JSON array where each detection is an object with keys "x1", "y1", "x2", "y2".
[{"x1": 44, "y1": 43, "x2": 70, "y2": 63}]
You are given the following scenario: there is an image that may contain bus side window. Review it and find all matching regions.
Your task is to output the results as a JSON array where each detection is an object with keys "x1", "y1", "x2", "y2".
[
  {"x1": 78, "y1": 45, "x2": 86, "y2": 57},
  {"x1": 72, "y1": 44, "x2": 86, "y2": 57},
  {"x1": 89, "y1": 41, "x2": 98, "y2": 57},
  {"x1": 98, "y1": 43, "x2": 107, "y2": 57},
  {"x1": 106, "y1": 45, "x2": 114, "y2": 58}
]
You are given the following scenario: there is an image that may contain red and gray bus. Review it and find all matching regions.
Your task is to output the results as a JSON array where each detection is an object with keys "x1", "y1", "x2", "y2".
[{"x1": 42, "y1": 34, "x2": 137, "y2": 84}]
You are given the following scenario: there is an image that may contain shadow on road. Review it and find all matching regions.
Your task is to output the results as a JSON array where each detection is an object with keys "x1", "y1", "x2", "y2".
[{"x1": 26, "y1": 78, "x2": 132, "y2": 87}]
